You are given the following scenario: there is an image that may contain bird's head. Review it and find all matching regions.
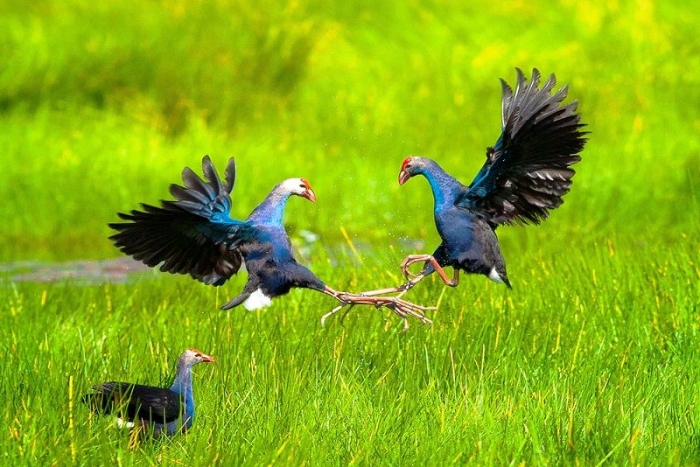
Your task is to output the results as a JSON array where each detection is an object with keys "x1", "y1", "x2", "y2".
[
  {"x1": 281, "y1": 178, "x2": 316, "y2": 203},
  {"x1": 180, "y1": 349, "x2": 215, "y2": 367},
  {"x1": 398, "y1": 156, "x2": 427, "y2": 185}
]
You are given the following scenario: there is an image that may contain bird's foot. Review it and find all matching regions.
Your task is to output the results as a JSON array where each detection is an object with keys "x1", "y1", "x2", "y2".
[
  {"x1": 400, "y1": 254, "x2": 434, "y2": 279},
  {"x1": 400, "y1": 254, "x2": 459, "y2": 288},
  {"x1": 320, "y1": 302, "x2": 354, "y2": 327},
  {"x1": 321, "y1": 289, "x2": 435, "y2": 329}
]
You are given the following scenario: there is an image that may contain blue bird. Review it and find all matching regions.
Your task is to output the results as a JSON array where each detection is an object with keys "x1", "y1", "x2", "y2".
[
  {"x1": 110, "y1": 156, "x2": 432, "y2": 323},
  {"x1": 83, "y1": 349, "x2": 215, "y2": 437},
  {"x1": 397, "y1": 69, "x2": 587, "y2": 291}
]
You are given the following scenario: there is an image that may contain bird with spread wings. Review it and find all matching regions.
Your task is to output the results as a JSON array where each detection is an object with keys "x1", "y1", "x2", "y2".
[{"x1": 110, "y1": 156, "x2": 434, "y2": 328}]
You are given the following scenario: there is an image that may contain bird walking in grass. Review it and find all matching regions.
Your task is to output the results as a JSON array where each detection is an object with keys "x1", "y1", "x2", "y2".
[
  {"x1": 395, "y1": 68, "x2": 587, "y2": 293},
  {"x1": 83, "y1": 348, "x2": 215, "y2": 437},
  {"x1": 110, "y1": 156, "x2": 434, "y2": 327}
]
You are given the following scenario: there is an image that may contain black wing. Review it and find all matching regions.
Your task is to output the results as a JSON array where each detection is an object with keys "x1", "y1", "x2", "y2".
[
  {"x1": 83, "y1": 382, "x2": 183, "y2": 423},
  {"x1": 110, "y1": 156, "x2": 256, "y2": 286},
  {"x1": 458, "y1": 68, "x2": 587, "y2": 225}
]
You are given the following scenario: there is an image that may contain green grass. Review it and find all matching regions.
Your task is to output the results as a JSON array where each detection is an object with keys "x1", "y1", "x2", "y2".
[{"x1": 1, "y1": 0, "x2": 700, "y2": 465}]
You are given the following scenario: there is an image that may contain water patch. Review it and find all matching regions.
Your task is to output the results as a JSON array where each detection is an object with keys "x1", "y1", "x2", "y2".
[
  {"x1": 2, "y1": 237, "x2": 426, "y2": 285},
  {"x1": 2, "y1": 257, "x2": 151, "y2": 285}
]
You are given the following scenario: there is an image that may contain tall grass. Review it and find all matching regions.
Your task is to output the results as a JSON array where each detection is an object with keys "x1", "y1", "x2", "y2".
[
  {"x1": 2, "y1": 242, "x2": 699, "y2": 464},
  {"x1": 1, "y1": 0, "x2": 699, "y2": 465}
]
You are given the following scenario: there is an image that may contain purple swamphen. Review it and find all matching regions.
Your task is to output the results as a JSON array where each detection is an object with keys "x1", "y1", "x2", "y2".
[
  {"x1": 397, "y1": 68, "x2": 587, "y2": 292},
  {"x1": 83, "y1": 349, "x2": 214, "y2": 437},
  {"x1": 110, "y1": 156, "x2": 433, "y2": 327}
]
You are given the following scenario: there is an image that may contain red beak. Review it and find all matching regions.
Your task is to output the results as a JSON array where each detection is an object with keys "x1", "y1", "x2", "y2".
[
  {"x1": 300, "y1": 178, "x2": 316, "y2": 202},
  {"x1": 190, "y1": 348, "x2": 215, "y2": 363},
  {"x1": 200, "y1": 354, "x2": 215, "y2": 363},
  {"x1": 398, "y1": 169, "x2": 411, "y2": 185},
  {"x1": 303, "y1": 187, "x2": 316, "y2": 203}
]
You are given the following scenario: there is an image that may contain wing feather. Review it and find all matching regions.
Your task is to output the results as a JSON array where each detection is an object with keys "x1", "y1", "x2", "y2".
[
  {"x1": 84, "y1": 382, "x2": 183, "y2": 423},
  {"x1": 459, "y1": 68, "x2": 587, "y2": 225},
  {"x1": 109, "y1": 156, "x2": 254, "y2": 285}
]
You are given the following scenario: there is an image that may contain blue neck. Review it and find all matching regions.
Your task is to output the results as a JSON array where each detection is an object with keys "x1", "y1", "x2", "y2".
[
  {"x1": 170, "y1": 364, "x2": 195, "y2": 415},
  {"x1": 247, "y1": 186, "x2": 292, "y2": 226},
  {"x1": 419, "y1": 161, "x2": 463, "y2": 211}
]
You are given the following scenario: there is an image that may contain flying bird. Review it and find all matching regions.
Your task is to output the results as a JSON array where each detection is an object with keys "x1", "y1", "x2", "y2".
[
  {"x1": 397, "y1": 68, "x2": 587, "y2": 292},
  {"x1": 83, "y1": 348, "x2": 214, "y2": 437},
  {"x1": 110, "y1": 156, "x2": 433, "y2": 326}
]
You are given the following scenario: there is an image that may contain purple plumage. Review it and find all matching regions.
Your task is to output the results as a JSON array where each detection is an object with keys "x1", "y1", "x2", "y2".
[
  {"x1": 109, "y1": 156, "x2": 324, "y2": 310},
  {"x1": 398, "y1": 68, "x2": 587, "y2": 289},
  {"x1": 83, "y1": 349, "x2": 215, "y2": 437}
]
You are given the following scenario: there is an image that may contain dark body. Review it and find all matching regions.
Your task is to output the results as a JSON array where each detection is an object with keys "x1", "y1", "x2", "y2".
[
  {"x1": 399, "y1": 68, "x2": 587, "y2": 288},
  {"x1": 83, "y1": 349, "x2": 214, "y2": 437},
  {"x1": 109, "y1": 157, "x2": 322, "y2": 310}
]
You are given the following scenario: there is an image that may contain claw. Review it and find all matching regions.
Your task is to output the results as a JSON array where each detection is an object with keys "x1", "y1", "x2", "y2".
[
  {"x1": 321, "y1": 285, "x2": 435, "y2": 329},
  {"x1": 321, "y1": 303, "x2": 346, "y2": 326},
  {"x1": 400, "y1": 254, "x2": 433, "y2": 280}
]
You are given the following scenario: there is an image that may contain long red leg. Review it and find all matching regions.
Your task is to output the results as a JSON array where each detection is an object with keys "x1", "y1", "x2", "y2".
[
  {"x1": 319, "y1": 285, "x2": 435, "y2": 329},
  {"x1": 327, "y1": 255, "x2": 459, "y2": 302},
  {"x1": 317, "y1": 253, "x2": 460, "y2": 328},
  {"x1": 401, "y1": 254, "x2": 459, "y2": 287}
]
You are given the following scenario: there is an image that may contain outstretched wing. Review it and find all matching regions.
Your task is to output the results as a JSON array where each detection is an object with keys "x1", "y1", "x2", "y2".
[
  {"x1": 109, "y1": 156, "x2": 256, "y2": 285},
  {"x1": 84, "y1": 382, "x2": 183, "y2": 422},
  {"x1": 458, "y1": 68, "x2": 587, "y2": 225}
]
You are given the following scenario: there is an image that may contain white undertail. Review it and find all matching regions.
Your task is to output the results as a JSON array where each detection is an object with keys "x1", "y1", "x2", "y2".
[
  {"x1": 488, "y1": 267, "x2": 505, "y2": 284},
  {"x1": 243, "y1": 288, "x2": 273, "y2": 310},
  {"x1": 116, "y1": 418, "x2": 135, "y2": 429}
]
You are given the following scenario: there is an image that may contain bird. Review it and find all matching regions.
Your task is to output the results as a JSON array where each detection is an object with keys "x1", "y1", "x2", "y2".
[
  {"x1": 396, "y1": 68, "x2": 587, "y2": 292},
  {"x1": 109, "y1": 156, "x2": 433, "y2": 326},
  {"x1": 83, "y1": 348, "x2": 215, "y2": 437}
]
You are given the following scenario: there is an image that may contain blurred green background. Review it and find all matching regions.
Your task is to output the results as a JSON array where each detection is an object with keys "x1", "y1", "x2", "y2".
[
  {"x1": 1, "y1": 0, "x2": 697, "y2": 263},
  {"x1": 2, "y1": 2, "x2": 700, "y2": 465}
]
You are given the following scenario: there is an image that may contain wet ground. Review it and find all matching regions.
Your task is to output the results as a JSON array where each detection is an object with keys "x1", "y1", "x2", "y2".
[
  {"x1": 2, "y1": 236, "x2": 425, "y2": 285},
  {"x1": 1, "y1": 257, "x2": 151, "y2": 285}
]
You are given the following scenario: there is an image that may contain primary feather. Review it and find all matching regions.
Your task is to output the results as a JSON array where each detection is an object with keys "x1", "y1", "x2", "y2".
[
  {"x1": 459, "y1": 68, "x2": 586, "y2": 225},
  {"x1": 398, "y1": 68, "x2": 587, "y2": 287}
]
